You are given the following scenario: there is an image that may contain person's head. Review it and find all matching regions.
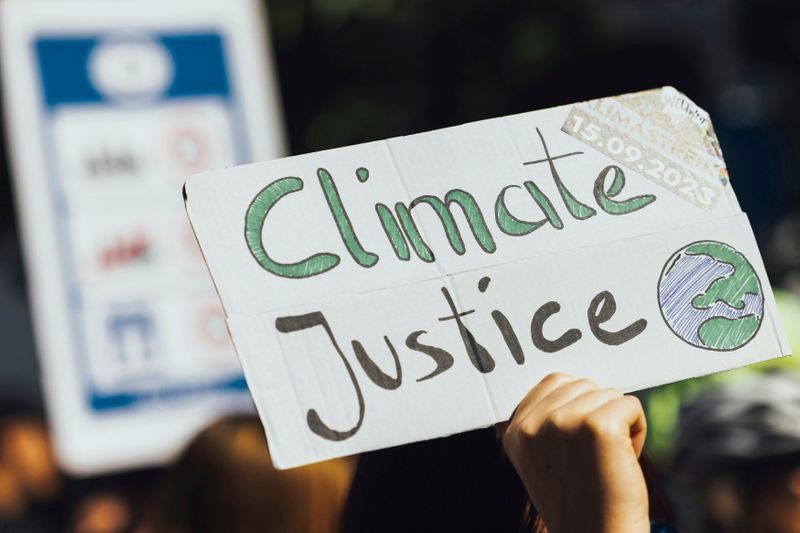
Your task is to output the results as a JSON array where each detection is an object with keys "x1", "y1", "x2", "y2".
[
  {"x1": 140, "y1": 415, "x2": 353, "y2": 533},
  {"x1": 676, "y1": 372, "x2": 800, "y2": 533}
]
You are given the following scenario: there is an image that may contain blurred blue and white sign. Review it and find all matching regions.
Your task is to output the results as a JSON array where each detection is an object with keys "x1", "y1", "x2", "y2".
[{"x1": 0, "y1": 0, "x2": 284, "y2": 474}]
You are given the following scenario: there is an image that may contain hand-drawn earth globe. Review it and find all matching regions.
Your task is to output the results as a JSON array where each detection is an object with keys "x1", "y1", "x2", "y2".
[{"x1": 657, "y1": 240, "x2": 763, "y2": 351}]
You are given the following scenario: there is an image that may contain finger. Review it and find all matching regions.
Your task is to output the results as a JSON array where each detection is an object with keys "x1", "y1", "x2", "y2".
[
  {"x1": 519, "y1": 378, "x2": 599, "y2": 429},
  {"x1": 512, "y1": 372, "x2": 578, "y2": 421},
  {"x1": 587, "y1": 395, "x2": 647, "y2": 457},
  {"x1": 548, "y1": 388, "x2": 624, "y2": 427},
  {"x1": 535, "y1": 378, "x2": 599, "y2": 414}
]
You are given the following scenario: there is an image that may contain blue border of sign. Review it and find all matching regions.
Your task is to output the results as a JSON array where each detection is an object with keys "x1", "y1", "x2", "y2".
[{"x1": 32, "y1": 29, "x2": 250, "y2": 413}]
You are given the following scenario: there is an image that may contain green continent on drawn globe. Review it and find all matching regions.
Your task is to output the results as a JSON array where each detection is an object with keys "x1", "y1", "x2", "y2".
[{"x1": 658, "y1": 241, "x2": 763, "y2": 351}]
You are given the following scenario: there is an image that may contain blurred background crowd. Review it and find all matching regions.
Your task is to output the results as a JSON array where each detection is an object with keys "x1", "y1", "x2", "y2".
[{"x1": 2, "y1": 0, "x2": 800, "y2": 531}]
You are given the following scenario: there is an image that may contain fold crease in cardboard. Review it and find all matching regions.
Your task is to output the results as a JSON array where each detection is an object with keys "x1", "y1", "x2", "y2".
[{"x1": 185, "y1": 87, "x2": 790, "y2": 468}]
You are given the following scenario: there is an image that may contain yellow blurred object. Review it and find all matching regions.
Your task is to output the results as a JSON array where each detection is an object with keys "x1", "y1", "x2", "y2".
[
  {"x1": 0, "y1": 418, "x2": 62, "y2": 501},
  {"x1": 0, "y1": 418, "x2": 62, "y2": 519},
  {"x1": 0, "y1": 465, "x2": 24, "y2": 518},
  {"x1": 74, "y1": 493, "x2": 132, "y2": 533}
]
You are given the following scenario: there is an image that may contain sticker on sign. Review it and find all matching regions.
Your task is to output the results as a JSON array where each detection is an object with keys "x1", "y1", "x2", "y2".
[{"x1": 185, "y1": 87, "x2": 790, "y2": 469}]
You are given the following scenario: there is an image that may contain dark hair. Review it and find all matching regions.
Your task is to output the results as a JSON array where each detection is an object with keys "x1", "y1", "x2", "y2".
[{"x1": 341, "y1": 427, "x2": 671, "y2": 533}]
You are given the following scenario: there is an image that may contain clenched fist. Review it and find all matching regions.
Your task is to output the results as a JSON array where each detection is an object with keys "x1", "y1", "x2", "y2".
[{"x1": 501, "y1": 373, "x2": 649, "y2": 533}]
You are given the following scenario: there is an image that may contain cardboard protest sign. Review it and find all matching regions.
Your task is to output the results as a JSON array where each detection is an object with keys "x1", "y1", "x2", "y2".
[
  {"x1": 1, "y1": 0, "x2": 284, "y2": 473},
  {"x1": 185, "y1": 87, "x2": 790, "y2": 469}
]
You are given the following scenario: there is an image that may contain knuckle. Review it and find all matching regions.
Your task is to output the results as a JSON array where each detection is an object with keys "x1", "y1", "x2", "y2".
[
  {"x1": 601, "y1": 387, "x2": 624, "y2": 399},
  {"x1": 541, "y1": 417, "x2": 570, "y2": 440},
  {"x1": 612, "y1": 394, "x2": 642, "y2": 413},
  {"x1": 624, "y1": 394, "x2": 643, "y2": 410},
  {"x1": 573, "y1": 378, "x2": 598, "y2": 391},
  {"x1": 582, "y1": 414, "x2": 614, "y2": 438},
  {"x1": 512, "y1": 417, "x2": 540, "y2": 440},
  {"x1": 542, "y1": 372, "x2": 572, "y2": 386},
  {"x1": 623, "y1": 395, "x2": 647, "y2": 426},
  {"x1": 547, "y1": 409, "x2": 572, "y2": 430}
]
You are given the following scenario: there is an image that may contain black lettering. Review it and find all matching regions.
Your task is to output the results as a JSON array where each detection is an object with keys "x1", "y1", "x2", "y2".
[
  {"x1": 530, "y1": 301, "x2": 582, "y2": 353},
  {"x1": 275, "y1": 312, "x2": 365, "y2": 441},
  {"x1": 352, "y1": 337, "x2": 402, "y2": 390},
  {"x1": 405, "y1": 331, "x2": 455, "y2": 382},
  {"x1": 593, "y1": 165, "x2": 656, "y2": 215},
  {"x1": 587, "y1": 290, "x2": 647, "y2": 345},
  {"x1": 437, "y1": 287, "x2": 495, "y2": 373},
  {"x1": 478, "y1": 276, "x2": 525, "y2": 364},
  {"x1": 525, "y1": 128, "x2": 596, "y2": 221},
  {"x1": 492, "y1": 310, "x2": 525, "y2": 364}
]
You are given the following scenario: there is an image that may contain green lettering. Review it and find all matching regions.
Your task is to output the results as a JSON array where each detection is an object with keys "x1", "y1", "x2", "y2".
[
  {"x1": 395, "y1": 202, "x2": 435, "y2": 262},
  {"x1": 397, "y1": 190, "x2": 496, "y2": 260},
  {"x1": 594, "y1": 165, "x2": 656, "y2": 215},
  {"x1": 244, "y1": 177, "x2": 340, "y2": 278},
  {"x1": 317, "y1": 168, "x2": 379, "y2": 268},
  {"x1": 375, "y1": 203, "x2": 410, "y2": 260},
  {"x1": 523, "y1": 181, "x2": 564, "y2": 230},
  {"x1": 496, "y1": 184, "x2": 549, "y2": 236}
]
